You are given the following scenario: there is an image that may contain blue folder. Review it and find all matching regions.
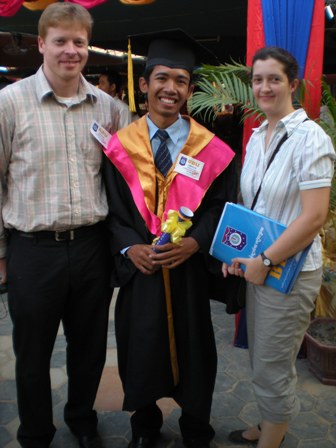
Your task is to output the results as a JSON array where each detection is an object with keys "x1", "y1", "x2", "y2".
[{"x1": 210, "y1": 203, "x2": 311, "y2": 294}]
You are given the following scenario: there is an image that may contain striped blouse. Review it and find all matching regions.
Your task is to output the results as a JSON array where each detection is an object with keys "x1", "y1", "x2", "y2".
[{"x1": 241, "y1": 108, "x2": 335, "y2": 271}]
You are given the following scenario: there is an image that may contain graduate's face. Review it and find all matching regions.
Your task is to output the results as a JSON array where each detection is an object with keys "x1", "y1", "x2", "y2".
[{"x1": 139, "y1": 65, "x2": 193, "y2": 127}]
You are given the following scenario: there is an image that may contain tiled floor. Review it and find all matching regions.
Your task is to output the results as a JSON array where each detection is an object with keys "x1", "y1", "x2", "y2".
[{"x1": 1, "y1": 290, "x2": 336, "y2": 448}]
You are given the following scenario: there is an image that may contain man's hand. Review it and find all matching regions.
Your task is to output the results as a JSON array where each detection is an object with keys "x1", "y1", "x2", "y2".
[{"x1": 150, "y1": 237, "x2": 200, "y2": 269}]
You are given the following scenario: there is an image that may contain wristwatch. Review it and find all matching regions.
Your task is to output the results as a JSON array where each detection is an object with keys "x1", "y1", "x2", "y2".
[{"x1": 260, "y1": 252, "x2": 273, "y2": 268}]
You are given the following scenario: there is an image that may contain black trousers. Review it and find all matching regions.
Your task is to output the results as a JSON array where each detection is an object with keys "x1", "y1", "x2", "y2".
[
  {"x1": 130, "y1": 403, "x2": 215, "y2": 444},
  {"x1": 7, "y1": 225, "x2": 113, "y2": 448}
]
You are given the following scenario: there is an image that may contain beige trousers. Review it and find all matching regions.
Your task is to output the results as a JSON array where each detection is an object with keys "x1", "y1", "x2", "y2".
[{"x1": 246, "y1": 268, "x2": 322, "y2": 423}]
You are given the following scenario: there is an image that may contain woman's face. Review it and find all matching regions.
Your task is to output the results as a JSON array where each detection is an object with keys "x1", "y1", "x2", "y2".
[{"x1": 251, "y1": 57, "x2": 298, "y2": 120}]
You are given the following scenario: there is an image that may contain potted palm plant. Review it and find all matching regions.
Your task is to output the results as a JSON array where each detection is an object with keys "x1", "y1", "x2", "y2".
[{"x1": 188, "y1": 63, "x2": 336, "y2": 384}]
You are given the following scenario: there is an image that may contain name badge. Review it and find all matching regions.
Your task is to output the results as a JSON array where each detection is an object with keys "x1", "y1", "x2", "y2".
[
  {"x1": 90, "y1": 121, "x2": 112, "y2": 148},
  {"x1": 174, "y1": 153, "x2": 204, "y2": 180}
]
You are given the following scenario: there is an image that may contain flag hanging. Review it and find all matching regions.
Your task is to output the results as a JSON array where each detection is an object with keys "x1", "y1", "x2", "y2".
[{"x1": 243, "y1": 0, "x2": 325, "y2": 155}]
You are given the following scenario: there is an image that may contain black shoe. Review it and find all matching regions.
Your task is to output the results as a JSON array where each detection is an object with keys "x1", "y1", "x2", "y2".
[
  {"x1": 128, "y1": 434, "x2": 159, "y2": 448},
  {"x1": 228, "y1": 429, "x2": 259, "y2": 445},
  {"x1": 228, "y1": 426, "x2": 285, "y2": 446},
  {"x1": 75, "y1": 433, "x2": 103, "y2": 448}
]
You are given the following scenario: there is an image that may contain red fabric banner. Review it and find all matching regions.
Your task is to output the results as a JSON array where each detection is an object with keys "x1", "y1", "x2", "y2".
[
  {"x1": 303, "y1": 0, "x2": 325, "y2": 119},
  {"x1": 242, "y1": 0, "x2": 265, "y2": 160}
]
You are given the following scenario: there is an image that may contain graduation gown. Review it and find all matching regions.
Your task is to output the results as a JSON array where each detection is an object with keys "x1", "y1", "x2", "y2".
[{"x1": 103, "y1": 115, "x2": 236, "y2": 422}]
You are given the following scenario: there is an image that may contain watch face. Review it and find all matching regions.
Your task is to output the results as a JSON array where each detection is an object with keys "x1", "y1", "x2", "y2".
[{"x1": 261, "y1": 252, "x2": 272, "y2": 267}]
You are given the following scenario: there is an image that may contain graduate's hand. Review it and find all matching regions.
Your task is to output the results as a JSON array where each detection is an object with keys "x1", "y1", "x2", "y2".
[
  {"x1": 127, "y1": 244, "x2": 160, "y2": 275},
  {"x1": 233, "y1": 256, "x2": 269, "y2": 285},
  {"x1": 150, "y1": 237, "x2": 199, "y2": 269}
]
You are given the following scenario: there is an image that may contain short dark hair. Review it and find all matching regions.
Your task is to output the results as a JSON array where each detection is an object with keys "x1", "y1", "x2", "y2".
[
  {"x1": 100, "y1": 71, "x2": 122, "y2": 93},
  {"x1": 252, "y1": 47, "x2": 299, "y2": 83}
]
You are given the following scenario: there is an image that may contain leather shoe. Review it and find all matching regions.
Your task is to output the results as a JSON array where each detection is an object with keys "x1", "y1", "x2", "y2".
[
  {"x1": 228, "y1": 426, "x2": 285, "y2": 446},
  {"x1": 75, "y1": 434, "x2": 103, "y2": 448},
  {"x1": 228, "y1": 429, "x2": 259, "y2": 445},
  {"x1": 128, "y1": 434, "x2": 159, "y2": 448}
]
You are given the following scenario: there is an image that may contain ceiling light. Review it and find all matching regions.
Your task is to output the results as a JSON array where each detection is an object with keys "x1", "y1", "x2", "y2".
[{"x1": 326, "y1": 4, "x2": 334, "y2": 19}]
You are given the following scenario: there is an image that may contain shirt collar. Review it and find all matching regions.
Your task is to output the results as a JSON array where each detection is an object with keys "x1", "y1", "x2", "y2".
[
  {"x1": 253, "y1": 108, "x2": 308, "y2": 136},
  {"x1": 146, "y1": 114, "x2": 183, "y2": 145},
  {"x1": 35, "y1": 66, "x2": 97, "y2": 105}
]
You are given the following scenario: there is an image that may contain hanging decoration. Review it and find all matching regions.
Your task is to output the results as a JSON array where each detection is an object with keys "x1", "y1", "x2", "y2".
[
  {"x1": 65, "y1": 0, "x2": 107, "y2": 7},
  {"x1": 0, "y1": 0, "x2": 156, "y2": 16},
  {"x1": 119, "y1": 0, "x2": 155, "y2": 4},
  {"x1": 0, "y1": 0, "x2": 24, "y2": 17},
  {"x1": 23, "y1": 0, "x2": 57, "y2": 11},
  {"x1": 0, "y1": 0, "x2": 107, "y2": 16}
]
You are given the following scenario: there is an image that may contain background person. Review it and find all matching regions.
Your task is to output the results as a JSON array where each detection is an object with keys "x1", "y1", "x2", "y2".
[
  {"x1": 98, "y1": 70, "x2": 132, "y2": 128},
  {"x1": 223, "y1": 47, "x2": 335, "y2": 448},
  {"x1": 103, "y1": 30, "x2": 237, "y2": 448},
  {"x1": 0, "y1": 3, "x2": 119, "y2": 447}
]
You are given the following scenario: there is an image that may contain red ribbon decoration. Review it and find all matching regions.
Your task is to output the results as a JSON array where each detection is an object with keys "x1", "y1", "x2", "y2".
[
  {"x1": 0, "y1": 0, "x2": 107, "y2": 17},
  {"x1": 0, "y1": 0, "x2": 24, "y2": 17},
  {"x1": 64, "y1": 0, "x2": 107, "y2": 7}
]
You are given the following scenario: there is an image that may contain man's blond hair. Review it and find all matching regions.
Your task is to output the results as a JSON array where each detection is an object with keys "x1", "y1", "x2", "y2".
[{"x1": 38, "y1": 2, "x2": 93, "y2": 40}]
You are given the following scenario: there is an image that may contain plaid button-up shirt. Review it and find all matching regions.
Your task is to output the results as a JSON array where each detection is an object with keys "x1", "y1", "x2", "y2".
[{"x1": 0, "y1": 67, "x2": 119, "y2": 257}]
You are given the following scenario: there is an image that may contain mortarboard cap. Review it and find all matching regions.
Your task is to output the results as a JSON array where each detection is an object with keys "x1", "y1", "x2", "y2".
[
  {"x1": 127, "y1": 29, "x2": 218, "y2": 112},
  {"x1": 129, "y1": 28, "x2": 218, "y2": 72}
]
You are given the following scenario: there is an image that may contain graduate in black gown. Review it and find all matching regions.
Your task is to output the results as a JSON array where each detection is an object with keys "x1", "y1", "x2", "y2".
[{"x1": 103, "y1": 30, "x2": 237, "y2": 448}]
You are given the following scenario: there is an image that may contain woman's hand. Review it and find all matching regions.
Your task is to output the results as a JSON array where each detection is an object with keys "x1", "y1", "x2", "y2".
[
  {"x1": 233, "y1": 255, "x2": 269, "y2": 285},
  {"x1": 222, "y1": 261, "x2": 245, "y2": 278}
]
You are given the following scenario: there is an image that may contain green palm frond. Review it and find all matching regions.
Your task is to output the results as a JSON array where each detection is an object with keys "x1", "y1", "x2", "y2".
[
  {"x1": 319, "y1": 78, "x2": 336, "y2": 150},
  {"x1": 320, "y1": 120, "x2": 336, "y2": 149},
  {"x1": 189, "y1": 61, "x2": 262, "y2": 123},
  {"x1": 322, "y1": 78, "x2": 336, "y2": 120},
  {"x1": 196, "y1": 61, "x2": 251, "y2": 83}
]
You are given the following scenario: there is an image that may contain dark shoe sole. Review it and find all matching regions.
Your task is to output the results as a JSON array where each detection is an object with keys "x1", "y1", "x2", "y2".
[
  {"x1": 228, "y1": 428, "x2": 285, "y2": 446},
  {"x1": 228, "y1": 429, "x2": 259, "y2": 445}
]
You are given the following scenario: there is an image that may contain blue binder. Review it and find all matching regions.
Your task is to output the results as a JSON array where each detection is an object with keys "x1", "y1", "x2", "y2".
[{"x1": 210, "y1": 203, "x2": 311, "y2": 294}]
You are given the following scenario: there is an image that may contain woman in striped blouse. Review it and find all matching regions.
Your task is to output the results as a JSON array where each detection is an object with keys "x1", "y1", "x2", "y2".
[{"x1": 223, "y1": 47, "x2": 335, "y2": 448}]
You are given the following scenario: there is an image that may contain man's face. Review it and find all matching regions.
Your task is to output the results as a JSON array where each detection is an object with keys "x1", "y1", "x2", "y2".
[
  {"x1": 98, "y1": 75, "x2": 111, "y2": 94},
  {"x1": 139, "y1": 65, "x2": 193, "y2": 126},
  {"x1": 38, "y1": 25, "x2": 89, "y2": 86}
]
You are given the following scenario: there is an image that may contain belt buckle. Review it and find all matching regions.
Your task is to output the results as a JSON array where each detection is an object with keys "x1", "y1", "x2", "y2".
[{"x1": 55, "y1": 230, "x2": 75, "y2": 241}]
